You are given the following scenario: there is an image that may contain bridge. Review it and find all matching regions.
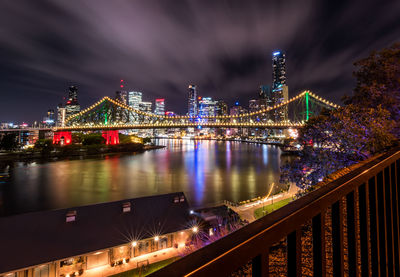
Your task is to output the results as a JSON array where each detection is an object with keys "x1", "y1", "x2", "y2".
[
  {"x1": 0, "y1": 91, "x2": 338, "y2": 145},
  {"x1": 48, "y1": 90, "x2": 338, "y2": 144}
]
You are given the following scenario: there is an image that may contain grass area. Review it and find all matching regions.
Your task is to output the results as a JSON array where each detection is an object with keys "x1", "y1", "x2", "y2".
[
  {"x1": 109, "y1": 257, "x2": 179, "y2": 277},
  {"x1": 254, "y1": 198, "x2": 292, "y2": 219}
]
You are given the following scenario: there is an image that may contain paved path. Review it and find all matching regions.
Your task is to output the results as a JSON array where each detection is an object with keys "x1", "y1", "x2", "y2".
[{"x1": 229, "y1": 184, "x2": 299, "y2": 223}]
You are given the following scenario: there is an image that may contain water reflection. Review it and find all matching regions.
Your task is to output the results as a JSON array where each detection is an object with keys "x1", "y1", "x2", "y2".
[{"x1": 0, "y1": 139, "x2": 288, "y2": 216}]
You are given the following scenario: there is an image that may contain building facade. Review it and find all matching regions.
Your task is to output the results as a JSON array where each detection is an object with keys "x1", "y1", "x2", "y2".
[
  {"x1": 272, "y1": 51, "x2": 286, "y2": 89},
  {"x1": 138, "y1": 101, "x2": 152, "y2": 113},
  {"x1": 187, "y1": 85, "x2": 197, "y2": 118},
  {"x1": 127, "y1": 91, "x2": 143, "y2": 123},
  {"x1": 128, "y1": 91, "x2": 142, "y2": 111},
  {"x1": 65, "y1": 86, "x2": 80, "y2": 120},
  {"x1": 57, "y1": 104, "x2": 66, "y2": 127},
  {"x1": 198, "y1": 97, "x2": 217, "y2": 120},
  {"x1": 0, "y1": 193, "x2": 193, "y2": 277},
  {"x1": 154, "y1": 99, "x2": 165, "y2": 116}
]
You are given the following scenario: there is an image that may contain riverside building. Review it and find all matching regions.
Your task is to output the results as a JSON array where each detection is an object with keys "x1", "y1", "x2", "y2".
[{"x1": 0, "y1": 193, "x2": 193, "y2": 277}]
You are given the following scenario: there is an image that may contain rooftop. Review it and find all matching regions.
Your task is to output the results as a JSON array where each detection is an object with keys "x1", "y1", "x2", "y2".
[{"x1": 0, "y1": 192, "x2": 190, "y2": 273}]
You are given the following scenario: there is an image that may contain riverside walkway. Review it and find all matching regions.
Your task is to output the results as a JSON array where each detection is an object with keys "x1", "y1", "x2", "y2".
[{"x1": 228, "y1": 183, "x2": 299, "y2": 222}]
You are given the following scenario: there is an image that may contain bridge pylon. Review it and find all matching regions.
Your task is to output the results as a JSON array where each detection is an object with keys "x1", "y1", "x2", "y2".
[
  {"x1": 53, "y1": 131, "x2": 72, "y2": 145},
  {"x1": 102, "y1": 130, "x2": 119, "y2": 145}
]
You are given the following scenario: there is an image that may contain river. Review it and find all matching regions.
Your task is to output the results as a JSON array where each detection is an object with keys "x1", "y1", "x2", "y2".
[{"x1": 0, "y1": 139, "x2": 292, "y2": 216}]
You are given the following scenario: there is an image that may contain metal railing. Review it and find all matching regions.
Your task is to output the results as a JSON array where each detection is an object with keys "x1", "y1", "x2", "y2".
[{"x1": 150, "y1": 147, "x2": 400, "y2": 276}]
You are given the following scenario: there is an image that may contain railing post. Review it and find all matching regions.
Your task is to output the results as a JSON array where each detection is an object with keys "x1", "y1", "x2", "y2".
[
  {"x1": 369, "y1": 176, "x2": 381, "y2": 276},
  {"x1": 332, "y1": 200, "x2": 344, "y2": 277},
  {"x1": 346, "y1": 190, "x2": 359, "y2": 276},
  {"x1": 287, "y1": 229, "x2": 301, "y2": 277},
  {"x1": 394, "y1": 161, "x2": 400, "y2": 276},
  {"x1": 377, "y1": 171, "x2": 388, "y2": 277},
  {"x1": 358, "y1": 183, "x2": 371, "y2": 277},
  {"x1": 385, "y1": 166, "x2": 395, "y2": 276},
  {"x1": 252, "y1": 250, "x2": 269, "y2": 277},
  {"x1": 312, "y1": 212, "x2": 326, "y2": 276}
]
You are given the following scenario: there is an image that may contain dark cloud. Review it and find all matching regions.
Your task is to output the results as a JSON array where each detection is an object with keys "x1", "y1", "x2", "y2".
[{"x1": 0, "y1": 0, "x2": 399, "y2": 122}]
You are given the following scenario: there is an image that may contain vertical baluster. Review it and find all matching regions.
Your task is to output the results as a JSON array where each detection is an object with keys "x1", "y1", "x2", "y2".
[
  {"x1": 369, "y1": 176, "x2": 381, "y2": 276},
  {"x1": 377, "y1": 171, "x2": 388, "y2": 277},
  {"x1": 332, "y1": 200, "x2": 344, "y2": 277},
  {"x1": 394, "y1": 161, "x2": 400, "y2": 276},
  {"x1": 358, "y1": 183, "x2": 371, "y2": 277},
  {"x1": 252, "y1": 250, "x2": 269, "y2": 277},
  {"x1": 346, "y1": 190, "x2": 359, "y2": 276},
  {"x1": 312, "y1": 212, "x2": 326, "y2": 276},
  {"x1": 385, "y1": 166, "x2": 395, "y2": 276},
  {"x1": 287, "y1": 229, "x2": 301, "y2": 277}
]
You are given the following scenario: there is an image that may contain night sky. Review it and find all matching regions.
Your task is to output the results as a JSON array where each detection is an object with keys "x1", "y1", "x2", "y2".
[{"x1": 1, "y1": 0, "x2": 399, "y2": 123}]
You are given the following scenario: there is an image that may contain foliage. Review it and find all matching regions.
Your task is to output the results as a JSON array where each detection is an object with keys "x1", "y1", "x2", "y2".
[
  {"x1": 282, "y1": 43, "x2": 400, "y2": 192},
  {"x1": 143, "y1": 137, "x2": 152, "y2": 144},
  {"x1": 81, "y1": 133, "x2": 105, "y2": 145},
  {"x1": 0, "y1": 134, "x2": 19, "y2": 150},
  {"x1": 72, "y1": 133, "x2": 84, "y2": 144},
  {"x1": 33, "y1": 139, "x2": 54, "y2": 155},
  {"x1": 344, "y1": 42, "x2": 400, "y2": 135}
]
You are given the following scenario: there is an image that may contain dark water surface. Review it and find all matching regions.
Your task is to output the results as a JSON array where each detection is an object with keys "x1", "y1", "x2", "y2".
[{"x1": 0, "y1": 139, "x2": 289, "y2": 216}]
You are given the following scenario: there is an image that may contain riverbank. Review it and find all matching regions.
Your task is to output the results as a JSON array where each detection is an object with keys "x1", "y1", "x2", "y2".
[
  {"x1": 0, "y1": 144, "x2": 165, "y2": 161},
  {"x1": 153, "y1": 136, "x2": 284, "y2": 146}
]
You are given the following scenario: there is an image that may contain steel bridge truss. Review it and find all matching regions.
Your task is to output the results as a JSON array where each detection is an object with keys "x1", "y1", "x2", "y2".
[{"x1": 60, "y1": 91, "x2": 338, "y2": 131}]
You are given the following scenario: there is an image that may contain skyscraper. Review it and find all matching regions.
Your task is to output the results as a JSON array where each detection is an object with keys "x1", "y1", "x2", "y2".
[
  {"x1": 198, "y1": 97, "x2": 218, "y2": 120},
  {"x1": 272, "y1": 84, "x2": 289, "y2": 121},
  {"x1": 57, "y1": 104, "x2": 66, "y2": 127},
  {"x1": 67, "y1": 86, "x2": 78, "y2": 104},
  {"x1": 139, "y1": 101, "x2": 152, "y2": 113},
  {"x1": 272, "y1": 51, "x2": 286, "y2": 89},
  {"x1": 126, "y1": 91, "x2": 142, "y2": 123},
  {"x1": 154, "y1": 99, "x2": 165, "y2": 116},
  {"x1": 215, "y1": 100, "x2": 228, "y2": 116},
  {"x1": 115, "y1": 91, "x2": 127, "y2": 104},
  {"x1": 188, "y1": 85, "x2": 197, "y2": 117},
  {"x1": 43, "y1": 109, "x2": 55, "y2": 127},
  {"x1": 128, "y1": 91, "x2": 142, "y2": 110},
  {"x1": 65, "y1": 86, "x2": 80, "y2": 119}
]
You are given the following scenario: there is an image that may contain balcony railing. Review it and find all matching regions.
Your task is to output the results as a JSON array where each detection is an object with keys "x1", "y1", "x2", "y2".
[{"x1": 150, "y1": 147, "x2": 400, "y2": 276}]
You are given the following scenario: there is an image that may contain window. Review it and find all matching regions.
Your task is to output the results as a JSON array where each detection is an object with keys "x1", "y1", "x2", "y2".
[{"x1": 34, "y1": 265, "x2": 49, "y2": 277}]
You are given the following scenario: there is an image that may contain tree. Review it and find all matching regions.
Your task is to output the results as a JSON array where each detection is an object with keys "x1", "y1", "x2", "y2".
[
  {"x1": 344, "y1": 42, "x2": 400, "y2": 135},
  {"x1": 0, "y1": 134, "x2": 18, "y2": 150},
  {"x1": 282, "y1": 43, "x2": 400, "y2": 192},
  {"x1": 281, "y1": 104, "x2": 396, "y2": 191},
  {"x1": 82, "y1": 133, "x2": 105, "y2": 145}
]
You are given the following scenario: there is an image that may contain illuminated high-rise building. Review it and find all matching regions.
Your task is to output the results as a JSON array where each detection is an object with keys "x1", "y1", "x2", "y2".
[
  {"x1": 126, "y1": 91, "x2": 142, "y2": 123},
  {"x1": 198, "y1": 97, "x2": 217, "y2": 120},
  {"x1": 67, "y1": 86, "x2": 78, "y2": 104},
  {"x1": 188, "y1": 85, "x2": 197, "y2": 117},
  {"x1": 139, "y1": 101, "x2": 152, "y2": 113},
  {"x1": 128, "y1": 91, "x2": 142, "y2": 110},
  {"x1": 43, "y1": 109, "x2": 55, "y2": 127},
  {"x1": 57, "y1": 104, "x2": 66, "y2": 127},
  {"x1": 65, "y1": 86, "x2": 80, "y2": 119},
  {"x1": 116, "y1": 91, "x2": 127, "y2": 104},
  {"x1": 272, "y1": 51, "x2": 286, "y2": 89},
  {"x1": 272, "y1": 84, "x2": 289, "y2": 121},
  {"x1": 154, "y1": 99, "x2": 165, "y2": 116},
  {"x1": 215, "y1": 100, "x2": 228, "y2": 116}
]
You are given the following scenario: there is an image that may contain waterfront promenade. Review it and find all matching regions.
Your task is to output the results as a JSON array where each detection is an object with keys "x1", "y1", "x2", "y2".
[{"x1": 229, "y1": 183, "x2": 299, "y2": 222}]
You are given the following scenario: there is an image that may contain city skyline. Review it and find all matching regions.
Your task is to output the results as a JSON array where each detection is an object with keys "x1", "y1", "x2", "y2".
[{"x1": 1, "y1": 0, "x2": 399, "y2": 122}]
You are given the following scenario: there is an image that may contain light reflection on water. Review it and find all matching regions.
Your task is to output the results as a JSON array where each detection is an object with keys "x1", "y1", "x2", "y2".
[{"x1": 0, "y1": 139, "x2": 289, "y2": 216}]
